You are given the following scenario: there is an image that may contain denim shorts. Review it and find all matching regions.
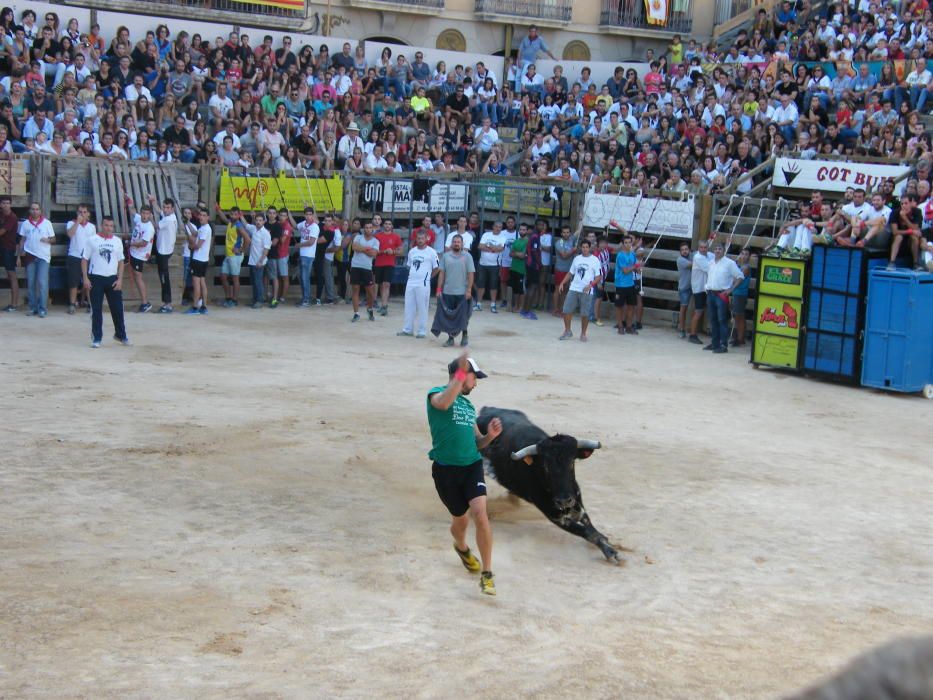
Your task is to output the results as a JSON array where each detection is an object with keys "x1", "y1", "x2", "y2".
[
  {"x1": 678, "y1": 288, "x2": 691, "y2": 307},
  {"x1": 221, "y1": 254, "x2": 244, "y2": 276},
  {"x1": 266, "y1": 257, "x2": 288, "y2": 278}
]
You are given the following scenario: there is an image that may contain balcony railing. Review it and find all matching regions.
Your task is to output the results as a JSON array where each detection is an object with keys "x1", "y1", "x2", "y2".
[
  {"x1": 599, "y1": 0, "x2": 693, "y2": 33},
  {"x1": 176, "y1": 0, "x2": 306, "y2": 19},
  {"x1": 362, "y1": 0, "x2": 445, "y2": 7},
  {"x1": 474, "y1": 0, "x2": 573, "y2": 23}
]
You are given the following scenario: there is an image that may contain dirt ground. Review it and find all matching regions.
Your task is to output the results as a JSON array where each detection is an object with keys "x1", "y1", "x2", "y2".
[{"x1": 1, "y1": 298, "x2": 930, "y2": 700}]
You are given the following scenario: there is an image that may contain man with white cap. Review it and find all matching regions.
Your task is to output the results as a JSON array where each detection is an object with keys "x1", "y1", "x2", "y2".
[
  {"x1": 427, "y1": 353, "x2": 502, "y2": 596},
  {"x1": 336, "y1": 121, "x2": 364, "y2": 170}
]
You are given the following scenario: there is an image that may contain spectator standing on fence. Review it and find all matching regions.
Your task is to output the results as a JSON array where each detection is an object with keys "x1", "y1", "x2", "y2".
[
  {"x1": 185, "y1": 207, "x2": 211, "y2": 315},
  {"x1": 296, "y1": 207, "x2": 319, "y2": 307},
  {"x1": 125, "y1": 197, "x2": 156, "y2": 313},
  {"x1": 18, "y1": 202, "x2": 54, "y2": 318},
  {"x1": 475, "y1": 220, "x2": 506, "y2": 313},
  {"x1": 705, "y1": 243, "x2": 745, "y2": 354},
  {"x1": 374, "y1": 219, "x2": 402, "y2": 316},
  {"x1": 216, "y1": 206, "x2": 251, "y2": 308},
  {"x1": 150, "y1": 195, "x2": 178, "y2": 314},
  {"x1": 398, "y1": 228, "x2": 439, "y2": 338},
  {"x1": 558, "y1": 239, "x2": 601, "y2": 343},
  {"x1": 351, "y1": 220, "x2": 379, "y2": 322},
  {"x1": 0, "y1": 197, "x2": 20, "y2": 312},
  {"x1": 688, "y1": 239, "x2": 713, "y2": 345},
  {"x1": 247, "y1": 213, "x2": 271, "y2": 309},
  {"x1": 517, "y1": 26, "x2": 556, "y2": 74},
  {"x1": 65, "y1": 203, "x2": 95, "y2": 315},
  {"x1": 82, "y1": 216, "x2": 129, "y2": 348}
]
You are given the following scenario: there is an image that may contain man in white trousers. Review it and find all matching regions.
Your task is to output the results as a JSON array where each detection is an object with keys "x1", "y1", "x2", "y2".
[{"x1": 398, "y1": 229, "x2": 439, "y2": 338}]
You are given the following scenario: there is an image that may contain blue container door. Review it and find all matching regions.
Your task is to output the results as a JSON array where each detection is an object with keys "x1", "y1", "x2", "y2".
[
  {"x1": 803, "y1": 331, "x2": 857, "y2": 377},
  {"x1": 862, "y1": 275, "x2": 912, "y2": 390}
]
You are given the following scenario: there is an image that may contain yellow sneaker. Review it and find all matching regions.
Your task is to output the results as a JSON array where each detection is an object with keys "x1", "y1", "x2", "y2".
[
  {"x1": 479, "y1": 571, "x2": 496, "y2": 596},
  {"x1": 454, "y1": 545, "x2": 481, "y2": 573}
]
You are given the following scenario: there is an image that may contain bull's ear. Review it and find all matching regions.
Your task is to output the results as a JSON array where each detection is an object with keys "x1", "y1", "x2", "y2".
[{"x1": 576, "y1": 449, "x2": 595, "y2": 460}]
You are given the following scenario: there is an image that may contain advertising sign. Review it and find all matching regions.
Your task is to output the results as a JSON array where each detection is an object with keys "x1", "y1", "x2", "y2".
[
  {"x1": 752, "y1": 256, "x2": 807, "y2": 370},
  {"x1": 582, "y1": 192, "x2": 694, "y2": 238},
  {"x1": 475, "y1": 181, "x2": 572, "y2": 217},
  {"x1": 358, "y1": 178, "x2": 468, "y2": 214},
  {"x1": 772, "y1": 157, "x2": 909, "y2": 196},
  {"x1": 219, "y1": 171, "x2": 344, "y2": 212},
  {"x1": 758, "y1": 258, "x2": 806, "y2": 298}
]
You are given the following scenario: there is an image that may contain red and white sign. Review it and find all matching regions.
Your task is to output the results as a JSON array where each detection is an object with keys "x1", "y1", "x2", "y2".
[{"x1": 772, "y1": 157, "x2": 909, "y2": 196}]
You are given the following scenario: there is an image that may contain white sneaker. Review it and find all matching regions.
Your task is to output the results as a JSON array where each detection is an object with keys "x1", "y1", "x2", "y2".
[
  {"x1": 473, "y1": 303, "x2": 482, "y2": 311},
  {"x1": 90, "y1": 340, "x2": 101, "y2": 348}
]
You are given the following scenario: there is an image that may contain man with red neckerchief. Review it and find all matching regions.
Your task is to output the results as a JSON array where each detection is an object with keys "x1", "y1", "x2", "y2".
[{"x1": 18, "y1": 202, "x2": 55, "y2": 318}]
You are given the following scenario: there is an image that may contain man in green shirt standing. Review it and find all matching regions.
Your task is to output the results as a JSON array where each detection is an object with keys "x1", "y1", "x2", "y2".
[
  {"x1": 508, "y1": 223, "x2": 529, "y2": 315},
  {"x1": 427, "y1": 353, "x2": 502, "y2": 595}
]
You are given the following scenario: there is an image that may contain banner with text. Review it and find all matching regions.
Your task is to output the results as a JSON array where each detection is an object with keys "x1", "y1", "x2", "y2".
[
  {"x1": 582, "y1": 192, "x2": 695, "y2": 238},
  {"x1": 358, "y1": 178, "x2": 468, "y2": 214},
  {"x1": 229, "y1": 0, "x2": 304, "y2": 10},
  {"x1": 772, "y1": 158, "x2": 910, "y2": 196},
  {"x1": 475, "y1": 181, "x2": 574, "y2": 218},
  {"x1": 219, "y1": 172, "x2": 344, "y2": 212}
]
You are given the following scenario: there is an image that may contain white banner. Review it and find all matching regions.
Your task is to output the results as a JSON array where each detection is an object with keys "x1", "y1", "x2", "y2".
[
  {"x1": 358, "y1": 179, "x2": 469, "y2": 214},
  {"x1": 772, "y1": 157, "x2": 910, "y2": 196},
  {"x1": 645, "y1": 0, "x2": 669, "y2": 26},
  {"x1": 582, "y1": 193, "x2": 695, "y2": 239}
]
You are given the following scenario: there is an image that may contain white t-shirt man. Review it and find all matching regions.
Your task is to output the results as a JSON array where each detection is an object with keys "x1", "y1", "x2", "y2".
[
  {"x1": 20, "y1": 216, "x2": 56, "y2": 262},
  {"x1": 540, "y1": 231, "x2": 553, "y2": 267},
  {"x1": 82, "y1": 231, "x2": 124, "y2": 276},
  {"x1": 567, "y1": 253, "x2": 602, "y2": 292},
  {"x1": 445, "y1": 230, "x2": 474, "y2": 252},
  {"x1": 325, "y1": 228, "x2": 342, "y2": 262},
  {"x1": 296, "y1": 219, "x2": 319, "y2": 259},
  {"x1": 66, "y1": 219, "x2": 96, "y2": 258},
  {"x1": 499, "y1": 228, "x2": 517, "y2": 269},
  {"x1": 156, "y1": 214, "x2": 178, "y2": 256},
  {"x1": 129, "y1": 213, "x2": 155, "y2": 261},
  {"x1": 841, "y1": 201, "x2": 871, "y2": 221},
  {"x1": 193, "y1": 223, "x2": 212, "y2": 263},
  {"x1": 406, "y1": 245, "x2": 439, "y2": 287},
  {"x1": 691, "y1": 249, "x2": 715, "y2": 293},
  {"x1": 247, "y1": 224, "x2": 271, "y2": 266},
  {"x1": 208, "y1": 93, "x2": 234, "y2": 118},
  {"x1": 478, "y1": 230, "x2": 507, "y2": 267}
]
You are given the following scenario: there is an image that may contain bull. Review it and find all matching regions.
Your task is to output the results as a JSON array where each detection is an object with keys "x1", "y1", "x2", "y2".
[{"x1": 476, "y1": 406, "x2": 622, "y2": 563}]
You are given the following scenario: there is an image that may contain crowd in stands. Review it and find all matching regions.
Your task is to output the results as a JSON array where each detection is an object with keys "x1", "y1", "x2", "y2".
[{"x1": 1, "y1": 4, "x2": 933, "y2": 329}]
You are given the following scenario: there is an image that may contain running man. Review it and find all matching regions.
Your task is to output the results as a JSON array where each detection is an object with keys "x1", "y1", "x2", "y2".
[{"x1": 427, "y1": 353, "x2": 502, "y2": 596}]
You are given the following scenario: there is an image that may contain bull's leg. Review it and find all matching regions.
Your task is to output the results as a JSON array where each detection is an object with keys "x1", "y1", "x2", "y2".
[{"x1": 546, "y1": 509, "x2": 620, "y2": 562}]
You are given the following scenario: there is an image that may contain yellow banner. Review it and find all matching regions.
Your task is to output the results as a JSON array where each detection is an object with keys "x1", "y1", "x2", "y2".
[
  {"x1": 219, "y1": 171, "x2": 343, "y2": 213},
  {"x1": 758, "y1": 257, "x2": 806, "y2": 298}
]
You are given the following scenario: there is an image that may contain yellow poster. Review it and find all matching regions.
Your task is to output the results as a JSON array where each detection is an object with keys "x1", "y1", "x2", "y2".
[
  {"x1": 753, "y1": 334, "x2": 800, "y2": 368},
  {"x1": 218, "y1": 171, "x2": 344, "y2": 213},
  {"x1": 758, "y1": 257, "x2": 806, "y2": 298},
  {"x1": 755, "y1": 295, "x2": 802, "y2": 339}
]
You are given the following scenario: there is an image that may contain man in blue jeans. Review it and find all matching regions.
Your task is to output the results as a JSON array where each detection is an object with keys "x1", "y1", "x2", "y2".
[
  {"x1": 295, "y1": 207, "x2": 319, "y2": 307},
  {"x1": 246, "y1": 213, "x2": 271, "y2": 309},
  {"x1": 704, "y1": 243, "x2": 745, "y2": 354},
  {"x1": 18, "y1": 202, "x2": 55, "y2": 317}
]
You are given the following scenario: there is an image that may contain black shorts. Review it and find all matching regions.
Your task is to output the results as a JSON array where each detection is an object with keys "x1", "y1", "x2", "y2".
[
  {"x1": 693, "y1": 291, "x2": 707, "y2": 311},
  {"x1": 509, "y1": 270, "x2": 525, "y2": 295},
  {"x1": 129, "y1": 257, "x2": 146, "y2": 273},
  {"x1": 432, "y1": 460, "x2": 486, "y2": 517},
  {"x1": 374, "y1": 265, "x2": 394, "y2": 285},
  {"x1": 350, "y1": 267, "x2": 374, "y2": 286},
  {"x1": 476, "y1": 264, "x2": 499, "y2": 290},
  {"x1": 190, "y1": 259, "x2": 208, "y2": 278},
  {"x1": 66, "y1": 256, "x2": 83, "y2": 287},
  {"x1": 2, "y1": 249, "x2": 16, "y2": 272},
  {"x1": 614, "y1": 285, "x2": 637, "y2": 306},
  {"x1": 525, "y1": 266, "x2": 540, "y2": 287}
]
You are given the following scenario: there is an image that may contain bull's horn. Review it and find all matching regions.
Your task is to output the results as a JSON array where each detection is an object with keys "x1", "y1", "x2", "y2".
[
  {"x1": 510, "y1": 444, "x2": 538, "y2": 460},
  {"x1": 576, "y1": 439, "x2": 602, "y2": 450}
]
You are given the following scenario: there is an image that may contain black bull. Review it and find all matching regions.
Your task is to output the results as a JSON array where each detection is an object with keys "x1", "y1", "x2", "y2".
[{"x1": 476, "y1": 407, "x2": 621, "y2": 563}]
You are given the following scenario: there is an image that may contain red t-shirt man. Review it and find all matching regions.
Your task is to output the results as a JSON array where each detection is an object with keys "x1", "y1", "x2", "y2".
[{"x1": 375, "y1": 230, "x2": 402, "y2": 268}]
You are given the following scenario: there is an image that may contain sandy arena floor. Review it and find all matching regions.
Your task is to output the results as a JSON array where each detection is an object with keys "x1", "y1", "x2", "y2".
[{"x1": 1, "y1": 298, "x2": 931, "y2": 699}]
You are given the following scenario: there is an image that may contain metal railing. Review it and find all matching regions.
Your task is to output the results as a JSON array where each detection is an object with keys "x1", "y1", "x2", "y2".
[
  {"x1": 714, "y1": 0, "x2": 753, "y2": 26},
  {"x1": 599, "y1": 0, "x2": 693, "y2": 33},
  {"x1": 475, "y1": 0, "x2": 573, "y2": 23},
  {"x1": 359, "y1": 0, "x2": 445, "y2": 7},
  {"x1": 175, "y1": 0, "x2": 306, "y2": 19}
]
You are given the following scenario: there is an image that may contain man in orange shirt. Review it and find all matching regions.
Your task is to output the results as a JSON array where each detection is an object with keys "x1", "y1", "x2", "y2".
[{"x1": 374, "y1": 219, "x2": 402, "y2": 316}]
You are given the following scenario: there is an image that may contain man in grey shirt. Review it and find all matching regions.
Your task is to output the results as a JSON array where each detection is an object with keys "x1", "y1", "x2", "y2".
[
  {"x1": 552, "y1": 224, "x2": 576, "y2": 315},
  {"x1": 676, "y1": 241, "x2": 692, "y2": 338},
  {"x1": 436, "y1": 234, "x2": 475, "y2": 347},
  {"x1": 350, "y1": 220, "x2": 380, "y2": 322},
  {"x1": 517, "y1": 25, "x2": 556, "y2": 73}
]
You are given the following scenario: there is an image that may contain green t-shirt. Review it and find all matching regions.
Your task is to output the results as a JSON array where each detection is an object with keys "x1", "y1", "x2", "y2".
[
  {"x1": 426, "y1": 386, "x2": 481, "y2": 466},
  {"x1": 510, "y1": 236, "x2": 528, "y2": 274}
]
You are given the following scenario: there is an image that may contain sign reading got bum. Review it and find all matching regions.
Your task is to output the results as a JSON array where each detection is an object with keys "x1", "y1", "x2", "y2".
[{"x1": 772, "y1": 157, "x2": 910, "y2": 196}]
